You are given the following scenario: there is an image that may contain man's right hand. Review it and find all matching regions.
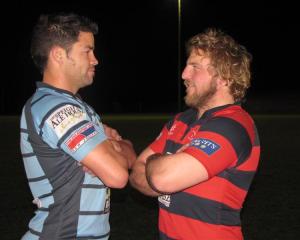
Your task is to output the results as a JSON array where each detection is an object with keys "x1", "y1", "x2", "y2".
[
  {"x1": 110, "y1": 139, "x2": 136, "y2": 169},
  {"x1": 103, "y1": 123, "x2": 122, "y2": 141}
]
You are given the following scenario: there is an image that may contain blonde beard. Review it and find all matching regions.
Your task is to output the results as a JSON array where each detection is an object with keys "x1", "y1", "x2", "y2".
[{"x1": 184, "y1": 81, "x2": 217, "y2": 109}]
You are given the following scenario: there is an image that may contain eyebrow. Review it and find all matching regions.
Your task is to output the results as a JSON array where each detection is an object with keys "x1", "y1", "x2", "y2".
[{"x1": 84, "y1": 45, "x2": 95, "y2": 50}]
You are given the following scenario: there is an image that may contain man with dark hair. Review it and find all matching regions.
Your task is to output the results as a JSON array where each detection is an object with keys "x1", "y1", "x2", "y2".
[
  {"x1": 130, "y1": 28, "x2": 260, "y2": 240},
  {"x1": 20, "y1": 12, "x2": 136, "y2": 239}
]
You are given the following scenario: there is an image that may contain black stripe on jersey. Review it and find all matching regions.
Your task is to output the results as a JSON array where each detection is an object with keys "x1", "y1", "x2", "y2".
[
  {"x1": 56, "y1": 120, "x2": 89, "y2": 147},
  {"x1": 29, "y1": 227, "x2": 41, "y2": 236},
  {"x1": 39, "y1": 208, "x2": 49, "y2": 211},
  {"x1": 159, "y1": 231, "x2": 176, "y2": 240},
  {"x1": 38, "y1": 192, "x2": 53, "y2": 199},
  {"x1": 76, "y1": 232, "x2": 110, "y2": 239},
  {"x1": 79, "y1": 210, "x2": 107, "y2": 215},
  {"x1": 200, "y1": 117, "x2": 252, "y2": 166},
  {"x1": 28, "y1": 175, "x2": 47, "y2": 182},
  {"x1": 22, "y1": 152, "x2": 35, "y2": 158},
  {"x1": 164, "y1": 139, "x2": 183, "y2": 154},
  {"x1": 31, "y1": 94, "x2": 52, "y2": 107},
  {"x1": 21, "y1": 128, "x2": 29, "y2": 133},
  {"x1": 160, "y1": 192, "x2": 241, "y2": 226},
  {"x1": 177, "y1": 108, "x2": 198, "y2": 124},
  {"x1": 254, "y1": 125, "x2": 260, "y2": 146},
  {"x1": 218, "y1": 169, "x2": 256, "y2": 190},
  {"x1": 82, "y1": 184, "x2": 106, "y2": 189},
  {"x1": 38, "y1": 102, "x2": 83, "y2": 135},
  {"x1": 165, "y1": 118, "x2": 175, "y2": 131}
]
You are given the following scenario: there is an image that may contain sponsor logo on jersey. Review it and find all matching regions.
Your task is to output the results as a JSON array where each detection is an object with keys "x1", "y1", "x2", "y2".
[
  {"x1": 66, "y1": 123, "x2": 98, "y2": 152},
  {"x1": 46, "y1": 105, "x2": 86, "y2": 138},
  {"x1": 158, "y1": 194, "x2": 171, "y2": 207},
  {"x1": 191, "y1": 138, "x2": 220, "y2": 155}
]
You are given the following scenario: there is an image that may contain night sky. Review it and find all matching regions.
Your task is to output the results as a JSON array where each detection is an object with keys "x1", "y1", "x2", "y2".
[{"x1": 1, "y1": 0, "x2": 298, "y2": 115}]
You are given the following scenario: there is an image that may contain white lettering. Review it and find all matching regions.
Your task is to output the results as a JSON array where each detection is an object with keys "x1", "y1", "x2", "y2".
[{"x1": 46, "y1": 105, "x2": 86, "y2": 138}]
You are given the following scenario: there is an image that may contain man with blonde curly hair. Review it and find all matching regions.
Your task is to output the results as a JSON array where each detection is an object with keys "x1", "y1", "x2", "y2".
[{"x1": 130, "y1": 28, "x2": 260, "y2": 240}]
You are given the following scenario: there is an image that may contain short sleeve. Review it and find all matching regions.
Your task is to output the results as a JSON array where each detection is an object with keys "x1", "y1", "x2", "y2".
[
  {"x1": 184, "y1": 117, "x2": 252, "y2": 177},
  {"x1": 40, "y1": 103, "x2": 107, "y2": 161}
]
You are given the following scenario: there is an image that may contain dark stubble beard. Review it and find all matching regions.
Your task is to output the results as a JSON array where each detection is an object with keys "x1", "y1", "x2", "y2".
[{"x1": 184, "y1": 77, "x2": 217, "y2": 109}]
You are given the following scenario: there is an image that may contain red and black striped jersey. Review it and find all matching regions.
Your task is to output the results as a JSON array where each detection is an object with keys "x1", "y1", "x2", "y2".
[{"x1": 149, "y1": 104, "x2": 260, "y2": 240}]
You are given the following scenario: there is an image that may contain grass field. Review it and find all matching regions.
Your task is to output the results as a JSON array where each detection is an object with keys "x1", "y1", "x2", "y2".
[{"x1": 0, "y1": 115, "x2": 299, "y2": 240}]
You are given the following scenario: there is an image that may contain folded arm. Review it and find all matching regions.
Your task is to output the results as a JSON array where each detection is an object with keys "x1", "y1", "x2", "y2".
[{"x1": 129, "y1": 147, "x2": 162, "y2": 196}]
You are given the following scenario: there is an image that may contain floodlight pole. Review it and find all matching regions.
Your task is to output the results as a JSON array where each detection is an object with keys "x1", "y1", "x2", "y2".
[{"x1": 177, "y1": 0, "x2": 182, "y2": 112}]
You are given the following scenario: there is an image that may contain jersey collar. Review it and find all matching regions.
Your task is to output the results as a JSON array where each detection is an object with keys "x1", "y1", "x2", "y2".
[{"x1": 36, "y1": 81, "x2": 82, "y2": 99}]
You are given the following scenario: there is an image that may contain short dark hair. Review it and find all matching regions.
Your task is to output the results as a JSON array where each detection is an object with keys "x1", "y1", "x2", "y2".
[{"x1": 31, "y1": 12, "x2": 98, "y2": 72}]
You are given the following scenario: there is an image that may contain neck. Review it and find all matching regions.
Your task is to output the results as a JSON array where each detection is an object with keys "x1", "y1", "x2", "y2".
[
  {"x1": 197, "y1": 93, "x2": 234, "y2": 118},
  {"x1": 43, "y1": 69, "x2": 78, "y2": 94}
]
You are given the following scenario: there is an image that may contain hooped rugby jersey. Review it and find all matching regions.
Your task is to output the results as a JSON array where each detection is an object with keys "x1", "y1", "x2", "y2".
[
  {"x1": 149, "y1": 104, "x2": 260, "y2": 240},
  {"x1": 20, "y1": 82, "x2": 110, "y2": 239}
]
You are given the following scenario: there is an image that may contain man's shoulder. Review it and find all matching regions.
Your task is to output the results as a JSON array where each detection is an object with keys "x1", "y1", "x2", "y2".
[
  {"x1": 29, "y1": 90, "x2": 83, "y2": 126},
  {"x1": 213, "y1": 104, "x2": 254, "y2": 121}
]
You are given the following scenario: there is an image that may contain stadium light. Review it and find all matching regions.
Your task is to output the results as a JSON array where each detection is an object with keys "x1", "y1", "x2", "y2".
[{"x1": 177, "y1": 0, "x2": 182, "y2": 111}]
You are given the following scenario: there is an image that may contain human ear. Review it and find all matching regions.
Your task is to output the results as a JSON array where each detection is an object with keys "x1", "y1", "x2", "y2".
[
  {"x1": 50, "y1": 46, "x2": 64, "y2": 64},
  {"x1": 218, "y1": 78, "x2": 230, "y2": 87}
]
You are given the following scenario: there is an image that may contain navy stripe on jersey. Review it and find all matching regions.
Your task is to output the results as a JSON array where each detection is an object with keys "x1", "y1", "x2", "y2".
[
  {"x1": 38, "y1": 208, "x2": 49, "y2": 212},
  {"x1": 82, "y1": 184, "x2": 106, "y2": 189},
  {"x1": 22, "y1": 152, "x2": 35, "y2": 158},
  {"x1": 31, "y1": 94, "x2": 52, "y2": 107},
  {"x1": 160, "y1": 192, "x2": 241, "y2": 226},
  {"x1": 56, "y1": 120, "x2": 89, "y2": 147},
  {"x1": 218, "y1": 169, "x2": 256, "y2": 190},
  {"x1": 164, "y1": 139, "x2": 183, "y2": 154},
  {"x1": 21, "y1": 128, "x2": 29, "y2": 133},
  {"x1": 28, "y1": 175, "x2": 47, "y2": 182},
  {"x1": 200, "y1": 117, "x2": 252, "y2": 166},
  {"x1": 38, "y1": 192, "x2": 53, "y2": 199},
  {"x1": 80, "y1": 210, "x2": 107, "y2": 215},
  {"x1": 160, "y1": 231, "x2": 176, "y2": 240},
  {"x1": 29, "y1": 228, "x2": 41, "y2": 236},
  {"x1": 177, "y1": 108, "x2": 197, "y2": 124},
  {"x1": 46, "y1": 83, "x2": 78, "y2": 96},
  {"x1": 165, "y1": 118, "x2": 175, "y2": 131}
]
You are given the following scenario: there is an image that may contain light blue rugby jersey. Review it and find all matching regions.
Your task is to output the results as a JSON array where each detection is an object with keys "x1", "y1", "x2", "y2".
[{"x1": 20, "y1": 82, "x2": 110, "y2": 240}]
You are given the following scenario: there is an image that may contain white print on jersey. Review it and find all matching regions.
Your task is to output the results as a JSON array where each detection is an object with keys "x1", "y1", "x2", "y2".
[
  {"x1": 168, "y1": 124, "x2": 177, "y2": 136},
  {"x1": 191, "y1": 138, "x2": 220, "y2": 155},
  {"x1": 158, "y1": 194, "x2": 171, "y2": 207},
  {"x1": 46, "y1": 104, "x2": 86, "y2": 138}
]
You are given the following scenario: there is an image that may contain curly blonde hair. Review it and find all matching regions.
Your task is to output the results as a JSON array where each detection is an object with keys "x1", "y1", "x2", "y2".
[{"x1": 186, "y1": 28, "x2": 252, "y2": 102}]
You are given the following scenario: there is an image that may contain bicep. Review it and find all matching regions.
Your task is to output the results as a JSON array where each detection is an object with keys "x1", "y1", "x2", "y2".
[
  {"x1": 81, "y1": 140, "x2": 128, "y2": 188},
  {"x1": 147, "y1": 152, "x2": 208, "y2": 193}
]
